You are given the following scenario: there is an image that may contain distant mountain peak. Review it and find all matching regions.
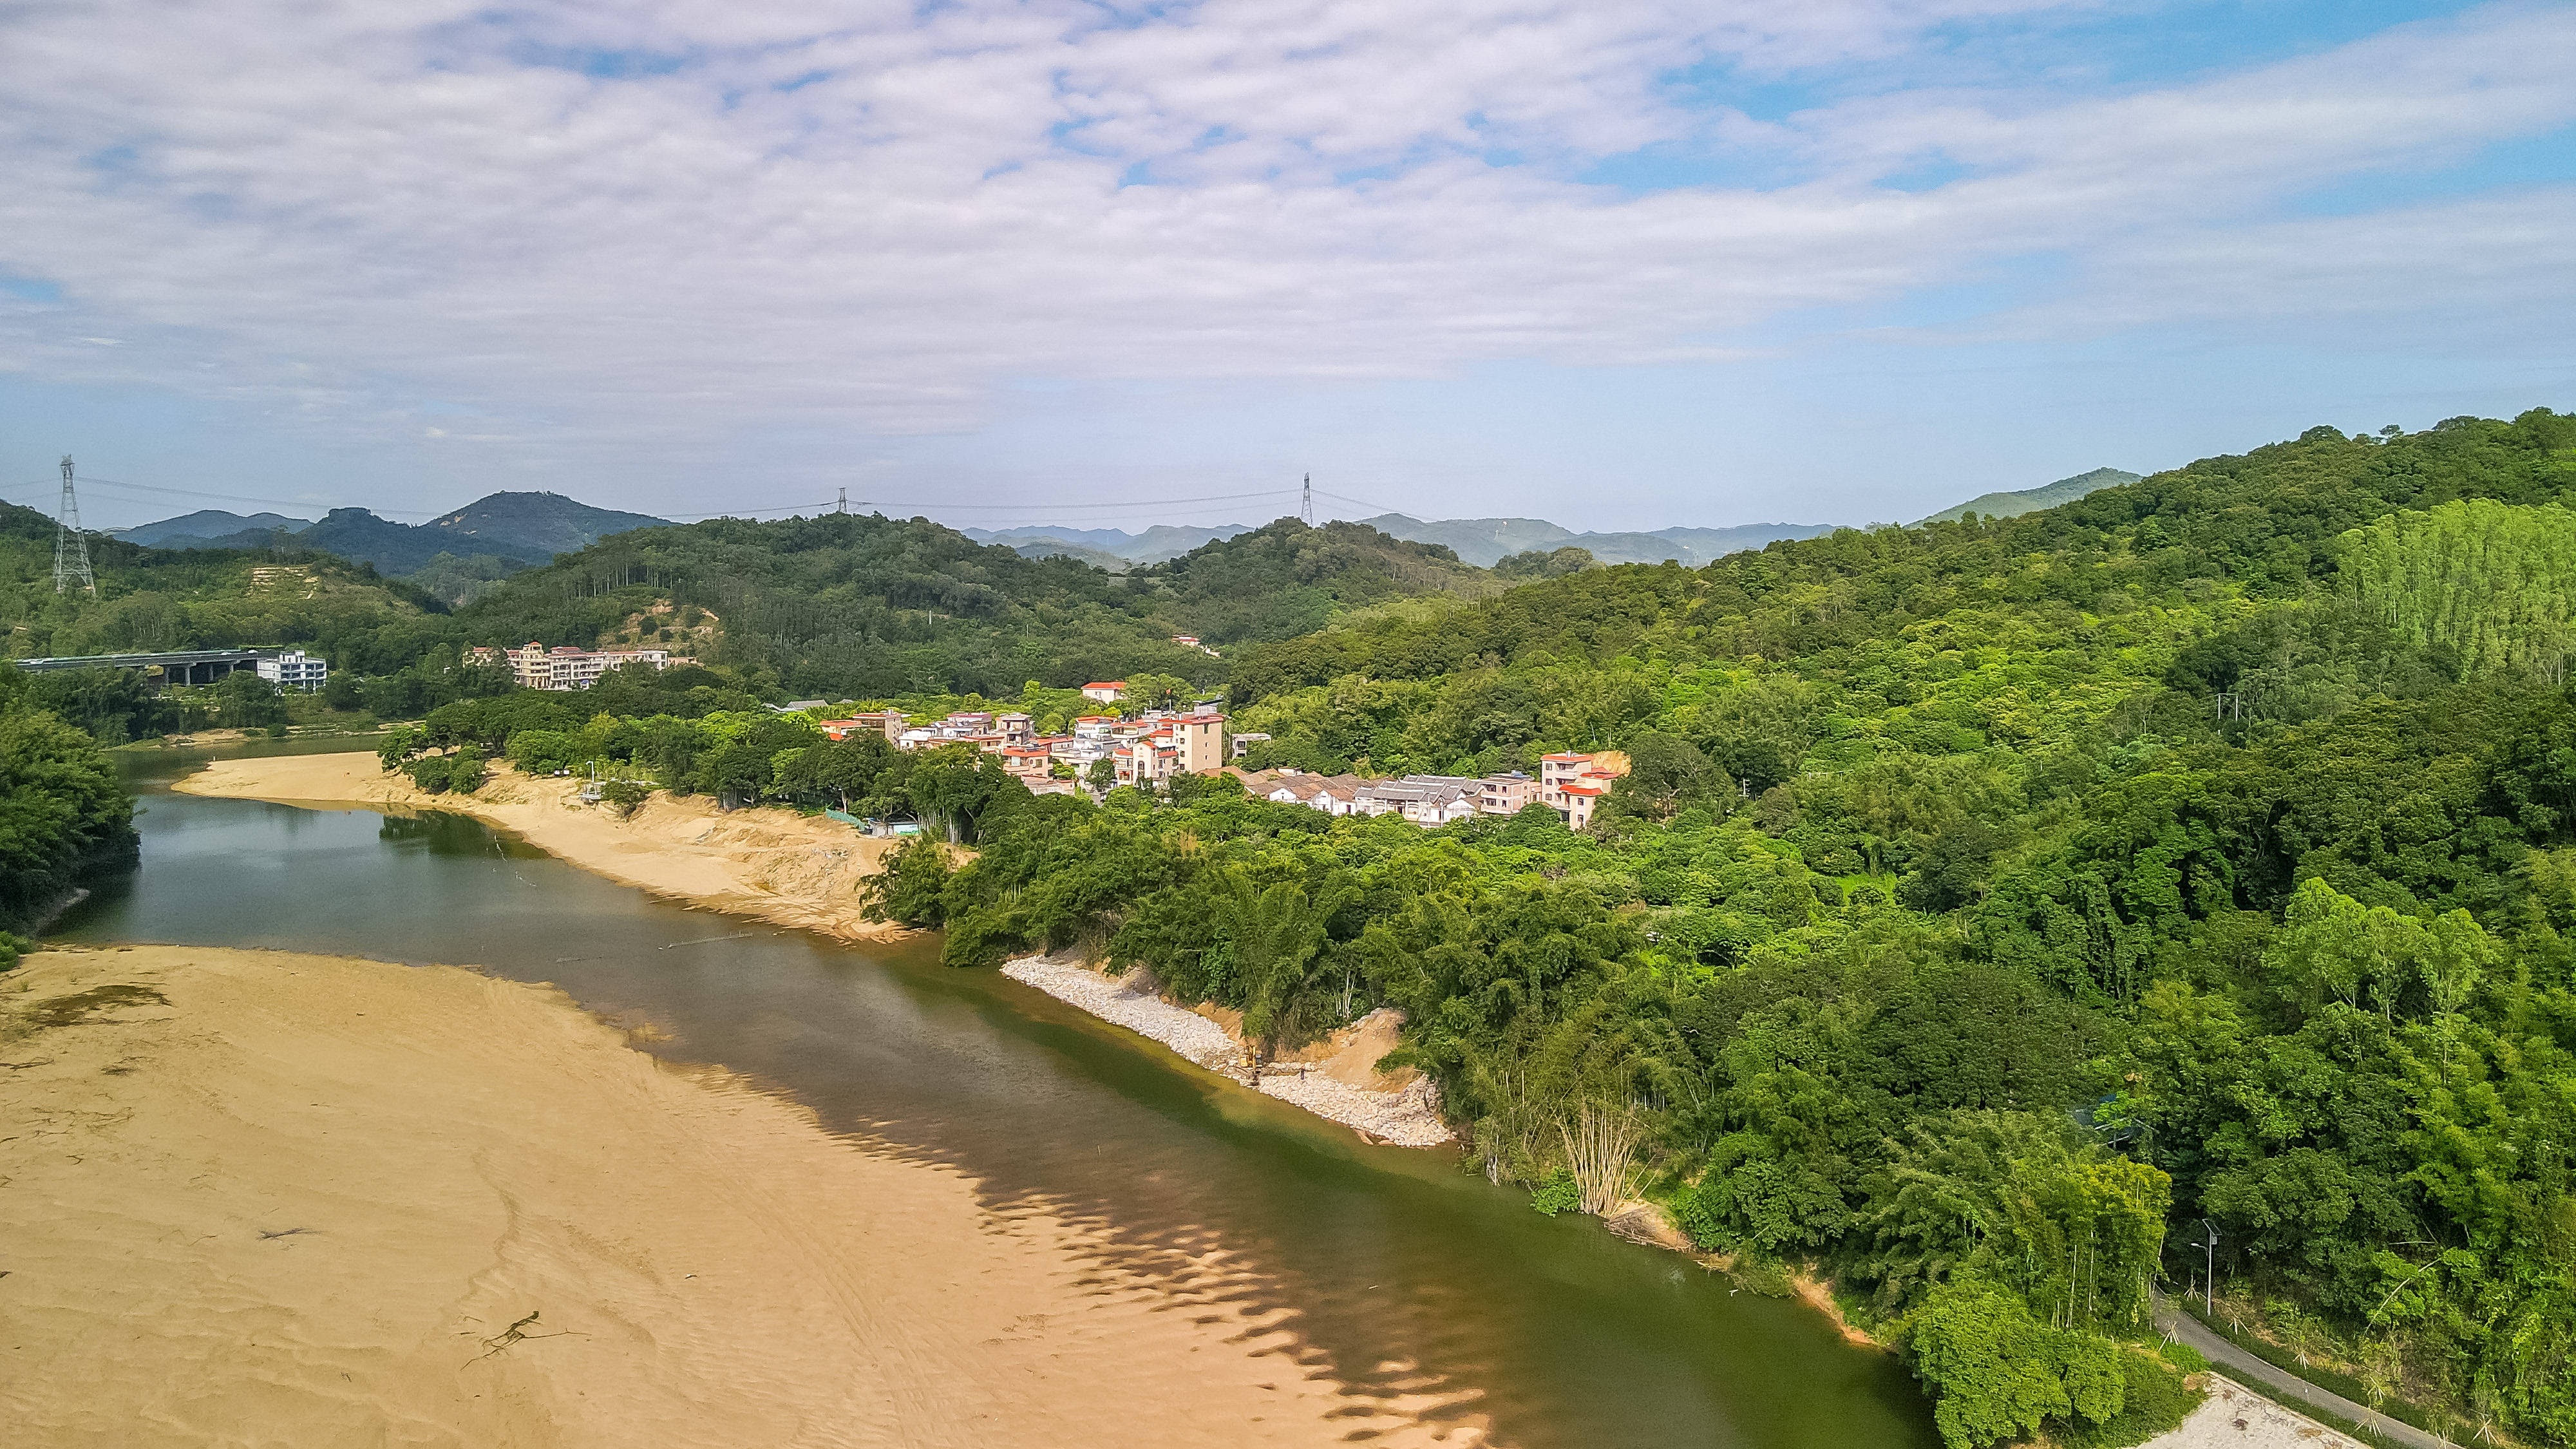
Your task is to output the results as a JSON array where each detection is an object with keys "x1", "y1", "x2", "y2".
[{"x1": 1915, "y1": 467, "x2": 2141, "y2": 526}]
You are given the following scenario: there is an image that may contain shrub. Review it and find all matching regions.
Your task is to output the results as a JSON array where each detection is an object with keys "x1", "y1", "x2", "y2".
[{"x1": 1530, "y1": 1167, "x2": 1581, "y2": 1217}]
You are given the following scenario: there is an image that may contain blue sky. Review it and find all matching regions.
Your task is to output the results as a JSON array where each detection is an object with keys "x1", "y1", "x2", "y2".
[{"x1": 0, "y1": 0, "x2": 2570, "y2": 535}]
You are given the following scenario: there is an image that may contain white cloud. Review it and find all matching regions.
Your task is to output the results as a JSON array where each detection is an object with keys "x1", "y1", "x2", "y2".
[{"x1": 0, "y1": 0, "x2": 2569, "y2": 479}]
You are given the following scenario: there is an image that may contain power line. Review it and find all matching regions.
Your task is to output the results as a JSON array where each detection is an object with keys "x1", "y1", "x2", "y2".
[
  {"x1": 12, "y1": 471, "x2": 1336, "y2": 528},
  {"x1": 10, "y1": 473, "x2": 448, "y2": 519},
  {"x1": 1312, "y1": 486, "x2": 1406, "y2": 515},
  {"x1": 869, "y1": 488, "x2": 1300, "y2": 513}
]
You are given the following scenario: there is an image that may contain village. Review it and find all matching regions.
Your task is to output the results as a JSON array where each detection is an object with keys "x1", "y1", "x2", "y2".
[
  {"x1": 818, "y1": 679, "x2": 1629, "y2": 829},
  {"x1": 468, "y1": 644, "x2": 1629, "y2": 829}
]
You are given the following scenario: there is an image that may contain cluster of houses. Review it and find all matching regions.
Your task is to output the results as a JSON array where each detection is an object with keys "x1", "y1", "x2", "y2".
[
  {"x1": 475, "y1": 658, "x2": 1628, "y2": 829},
  {"x1": 470, "y1": 641, "x2": 677, "y2": 692},
  {"x1": 818, "y1": 681, "x2": 1229, "y2": 797},
  {"x1": 1236, "y1": 752, "x2": 1627, "y2": 828}
]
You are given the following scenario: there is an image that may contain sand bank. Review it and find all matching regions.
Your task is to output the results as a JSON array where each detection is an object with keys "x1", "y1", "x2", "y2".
[
  {"x1": 1002, "y1": 955, "x2": 1454, "y2": 1148},
  {"x1": 1, "y1": 945, "x2": 1475, "y2": 1448},
  {"x1": 175, "y1": 752, "x2": 909, "y2": 942}
]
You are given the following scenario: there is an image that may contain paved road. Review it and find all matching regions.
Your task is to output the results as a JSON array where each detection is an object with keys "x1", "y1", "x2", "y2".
[{"x1": 2152, "y1": 1296, "x2": 2452, "y2": 1449}]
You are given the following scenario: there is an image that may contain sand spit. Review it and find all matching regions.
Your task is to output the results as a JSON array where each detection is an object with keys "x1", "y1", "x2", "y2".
[
  {"x1": 175, "y1": 751, "x2": 911, "y2": 942},
  {"x1": 0, "y1": 946, "x2": 1476, "y2": 1449},
  {"x1": 1003, "y1": 955, "x2": 1455, "y2": 1148},
  {"x1": 2141, "y1": 1376, "x2": 2368, "y2": 1449}
]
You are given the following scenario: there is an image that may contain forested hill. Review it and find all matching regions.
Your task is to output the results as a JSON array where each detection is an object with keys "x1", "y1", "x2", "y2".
[
  {"x1": 1135, "y1": 516, "x2": 1497, "y2": 647},
  {"x1": 448, "y1": 511, "x2": 1224, "y2": 699},
  {"x1": 1227, "y1": 413, "x2": 2576, "y2": 711},
  {"x1": 867, "y1": 408, "x2": 2576, "y2": 1448},
  {"x1": 2, "y1": 504, "x2": 444, "y2": 688}
]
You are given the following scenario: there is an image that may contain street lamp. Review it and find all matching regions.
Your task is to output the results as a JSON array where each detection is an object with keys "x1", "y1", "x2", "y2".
[{"x1": 2197, "y1": 1220, "x2": 2220, "y2": 1316}]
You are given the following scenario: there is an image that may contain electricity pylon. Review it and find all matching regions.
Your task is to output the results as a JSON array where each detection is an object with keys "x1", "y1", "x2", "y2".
[
  {"x1": 1301, "y1": 473, "x2": 1312, "y2": 525},
  {"x1": 53, "y1": 455, "x2": 95, "y2": 596}
]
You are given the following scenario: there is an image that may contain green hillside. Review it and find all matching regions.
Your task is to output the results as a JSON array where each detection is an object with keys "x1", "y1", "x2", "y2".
[
  {"x1": 446, "y1": 511, "x2": 1224, "y2": 699},
  {"x1": 2, "y1": 502, "x2": 445, "y2": 668},
  {"x1": 856, "y1": 410, "x2": 2576, "y2": 1447},
  {"x1": 1135, "y1": 516, "x2": 1497, "y2": 646},
  {"x1": 1915, "y1": 465, "x2": 2142, "y2": 526}
]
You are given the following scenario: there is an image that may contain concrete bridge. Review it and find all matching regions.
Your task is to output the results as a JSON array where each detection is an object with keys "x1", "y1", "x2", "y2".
[{"x1": 11, "y1": 649, "x2": 269, "y2": 687}]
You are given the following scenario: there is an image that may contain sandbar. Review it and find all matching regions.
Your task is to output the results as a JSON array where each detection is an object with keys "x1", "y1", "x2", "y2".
[
  {"x1": 0, "y1": 945, "x2": 1474, "y2": 1448},
  {"x1": 175, "y1": 752, "x2": 909, "y2": 942}
]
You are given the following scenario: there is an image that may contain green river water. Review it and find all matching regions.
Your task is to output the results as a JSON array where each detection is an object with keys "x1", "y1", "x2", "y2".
[{"x1": 54, "y1": 741, "x2": 1940, "y2": 1448}]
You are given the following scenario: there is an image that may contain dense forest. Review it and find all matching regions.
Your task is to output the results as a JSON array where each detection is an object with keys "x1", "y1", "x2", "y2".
[
  {"x1": 1132, "y1": 516, "x2": 1497, "y2": 647},
  {"x1": 842, "y1": 412, "x2": 2576, "y2": 1447}
]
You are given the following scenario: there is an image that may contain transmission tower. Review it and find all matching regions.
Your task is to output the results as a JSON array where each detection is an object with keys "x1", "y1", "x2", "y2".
[
  {"x1": 53, "y1": 455, "x2": 95, "y2": 596},
  {"x1": 1301, "y1": 473, "x2": 1312, "y2": 525}
]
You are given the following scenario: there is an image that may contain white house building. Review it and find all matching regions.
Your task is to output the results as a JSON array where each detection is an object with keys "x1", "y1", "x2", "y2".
[{"x1": 256, "y1": 649, "x2": 329, "y2": 692}]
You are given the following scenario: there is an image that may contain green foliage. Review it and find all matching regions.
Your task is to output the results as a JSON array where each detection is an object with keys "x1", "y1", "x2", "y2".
[
  {"x1": 2052, "y1": 1349, "x2": 2201, "y2": 1449},
  {"x1": 403, "y1": 746, "x2": 487, "y2": 795},
  {"x1": 2343, "y1": 497, "x2": 2576, "y2": 683},
  {"x1": 1495, "y1": 545, "x2": 1598, "y2": 580},
  {"x1": 1909, "y1": 1276, "x2": 2124, "y2": 1449},
  {"x1": 0, "y1": 690, "x2": 137, "y2": 932},
  {"x1": 862, "y1": 835, "x2": 954, "y2": 928},
  {"x1": 377, "y1": 723, "x2": 428, "y2": 771},
  {"x1": 214, "y1": 670, "x2": 290, "y2": 730},
  {"x1": 600, "y1": 778, "x2": 653, "y2": 819},
  {"x1": 1138, "y1": 517, "x2": 1495, "y2": 647},
  {"x1": 1530, "y1": 1168, "x2": 1582, "y2": 1215}
]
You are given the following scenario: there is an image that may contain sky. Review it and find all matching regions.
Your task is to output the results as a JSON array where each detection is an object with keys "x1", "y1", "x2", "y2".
[{"x1": 1, "y1": 0, "x2": 2571, "y2": 536}]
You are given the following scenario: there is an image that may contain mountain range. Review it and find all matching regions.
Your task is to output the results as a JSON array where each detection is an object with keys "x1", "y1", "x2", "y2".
[
  {"x1": 964, "y1": 516, "x2": 1838, "y2": 569},
  {"x1": 960, "y1": 524, "x2": 1250, "y2": 567},
  {"x1": 111, "y1": 466, "x2": 2137, "y2": 595},
  {"x1": 113, "y1": 492, "x2": 670, "y2": 596}
]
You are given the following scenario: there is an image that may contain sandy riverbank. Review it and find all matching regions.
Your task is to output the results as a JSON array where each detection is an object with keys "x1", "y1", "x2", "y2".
[
  {"x1": 1001, "y1": 954, "x2": 1454, "y2": 1147},
  {"x1": 0, "y1": 945, "x2": 1475, "y2": 1448},
  {"x1": 175, "y1": 752, "x2": 910, "y2": 942}
]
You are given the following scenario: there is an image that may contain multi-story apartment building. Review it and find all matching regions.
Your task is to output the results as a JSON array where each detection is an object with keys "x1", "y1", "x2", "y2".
[
  {"x1": 491, "y1": 641, "x2": 671, "y2": 692},
  {"x1": 820, "y1": 712, "x2": 906, "y2": 743},
  {"x1": 1539, "y1": 752, "x2": 1625, "y2": 829},
  {"x1": 1174, "y1": 707, "x2": 1226, "y2": 775},
  {"x1": 255, "y1": 649, "x2": 330, "y2": 692},
  {"x1": 1478, "y1": 772, "x2": 1537, "y2": 814}
]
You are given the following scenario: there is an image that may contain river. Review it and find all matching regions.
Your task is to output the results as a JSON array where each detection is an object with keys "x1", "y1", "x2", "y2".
[{"x1": 54, "y1": 741, "x2": 1940, "y2": 1449}]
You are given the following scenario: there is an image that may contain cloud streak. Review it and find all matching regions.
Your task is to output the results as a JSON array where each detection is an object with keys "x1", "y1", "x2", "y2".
[{"x1": 0, "y1": 0, "x2": 2570, "y2": 484}]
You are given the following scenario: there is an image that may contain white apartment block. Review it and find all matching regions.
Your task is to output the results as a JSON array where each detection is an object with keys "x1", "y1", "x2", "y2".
[
  {"x1": 493, "y1": 641, "x2": 671, "y2": 692},
  {"x1": 256, "y1": 649, "x2": 329, "y2": 692}
]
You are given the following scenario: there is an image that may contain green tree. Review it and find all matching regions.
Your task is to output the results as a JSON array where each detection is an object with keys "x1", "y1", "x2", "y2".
[{"x1": 215, "y1": 670, "x2": 290, "y2": 731}]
